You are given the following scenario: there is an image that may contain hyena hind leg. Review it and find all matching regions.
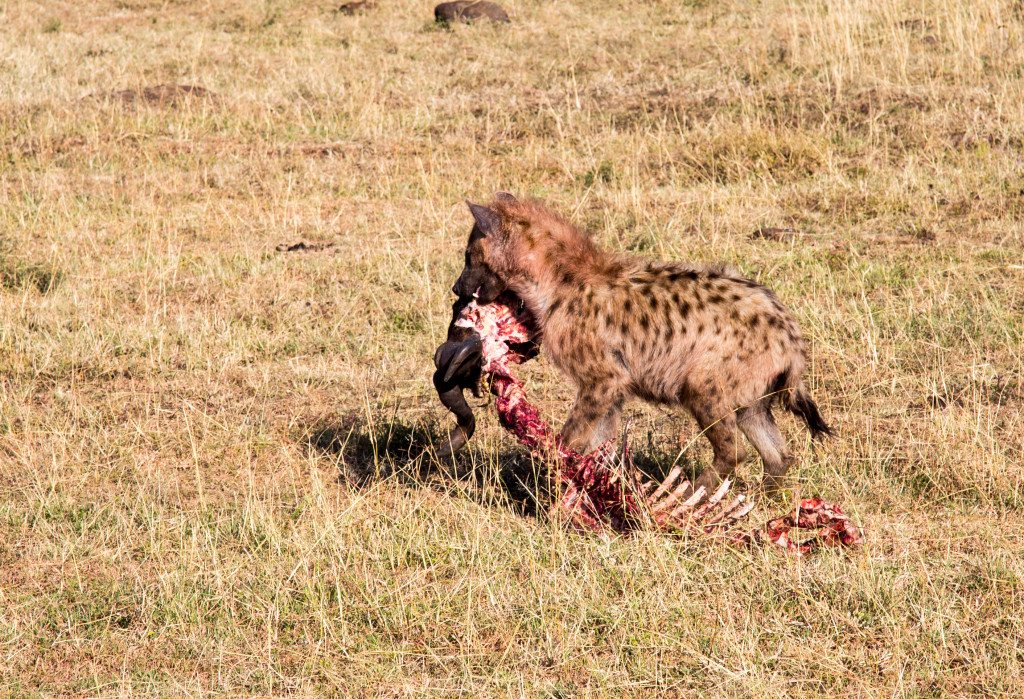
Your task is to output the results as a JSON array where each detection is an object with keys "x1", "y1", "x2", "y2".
[
  {"x1": 737, "y1": 405, "x2": 794, "y2": 495},
  {"x1": 689, "y1": 405, "x2": 747, "y2": 496}
]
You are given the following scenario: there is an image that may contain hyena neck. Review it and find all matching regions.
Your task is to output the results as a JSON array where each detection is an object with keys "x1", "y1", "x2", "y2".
[
  {"x1": 513, "y1": 235, "x2": 610, "y2": 324},
  {"x1": 493, "y1": 198, "x2": 610, "y2": 324}
]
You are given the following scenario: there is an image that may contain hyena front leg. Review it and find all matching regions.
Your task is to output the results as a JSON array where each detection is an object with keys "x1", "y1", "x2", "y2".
[
  {"x1": 560, "y1": 385, "x2": 623, "y2": 454},
  {"x1": 587, "y1": 400, "x2": 623, "y2": 452},
  {"x1": 689, "y1": 402, "x2": 747, "y2": 496}
]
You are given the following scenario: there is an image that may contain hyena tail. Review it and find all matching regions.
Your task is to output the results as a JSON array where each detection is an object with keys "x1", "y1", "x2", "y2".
[
  {"x1": 788, "y1": 387, "x2": 833, "y2": 440},
  {"x1": 772, "y1": 370, "x2": 834, "y2": 440}
]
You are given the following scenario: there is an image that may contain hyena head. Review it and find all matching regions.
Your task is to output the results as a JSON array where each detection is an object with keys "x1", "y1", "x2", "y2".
[
  {"x1": 455, "y1": 192, "x2": 583, "y2": 305},
  {"x1": 452, "y1": 192, "x2": 525, "y2": 302},
  {"x1": 452, "y1": 212, "x2": 506, "y2": 302}
]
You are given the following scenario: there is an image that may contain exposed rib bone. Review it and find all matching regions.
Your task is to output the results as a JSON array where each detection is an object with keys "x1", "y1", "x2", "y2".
[
  {"x1": 651, "y1": 476, "x2": 694, "y2": 515},
  {"x1": 648, "y1": 466, "x2": 683, "y2": 502},
  {"x1": 667, "y1": 487, "x2": 708, "y2": 521},
  {"x1": 690, "y1": 479, "x2": 733, "y2": 520},
  {"x1": 703, "y1": 495, "x2": 747, "y2": 528}
]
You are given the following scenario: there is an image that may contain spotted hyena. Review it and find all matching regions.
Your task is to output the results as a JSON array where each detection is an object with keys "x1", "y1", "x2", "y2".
[{"x1": 452, "y1": 193, "x2": 832, "y2": 494}]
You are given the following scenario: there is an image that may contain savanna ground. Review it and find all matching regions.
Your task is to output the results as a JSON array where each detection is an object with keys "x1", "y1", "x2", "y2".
[{"x1": 1, "y1": 0, "x2": 1023, "y2": 695}]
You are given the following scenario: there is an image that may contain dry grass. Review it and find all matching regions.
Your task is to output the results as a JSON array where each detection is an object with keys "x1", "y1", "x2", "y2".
[{"x1": 1, "y1": 0, "x2": 1023, "y2": 695}]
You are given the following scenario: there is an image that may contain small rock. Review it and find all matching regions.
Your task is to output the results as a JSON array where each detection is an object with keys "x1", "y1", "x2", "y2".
[{"x1": 434, "y1": 1, "x2": 510, "y2": 23}]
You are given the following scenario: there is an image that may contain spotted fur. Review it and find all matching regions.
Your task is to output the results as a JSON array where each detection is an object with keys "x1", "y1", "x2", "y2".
[{"x1": 458, "y1": 193, "x2": 832, "y2": 493}]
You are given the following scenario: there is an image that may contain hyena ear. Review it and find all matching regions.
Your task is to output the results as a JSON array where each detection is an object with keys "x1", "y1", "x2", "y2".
[
  {"x1": 494, "y1": 191, "x2": 517, "y2": 204},
  {"x1": 467, "y1": 201, "x2": 501, "y2": 237}
]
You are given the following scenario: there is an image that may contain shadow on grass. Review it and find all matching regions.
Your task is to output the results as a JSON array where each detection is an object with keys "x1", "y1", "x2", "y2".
[
  {"x1": 0, "y1": 252, "x2": 64, "y2": 294},
  {"x1": 303, "y1": 413, "x2": 552, "y2": 517},
  {"x1": 306, "y1": 414, "x2": 435, "y2": 482},
  {"x1": 302, "y1": 411, "x2": 703, "y2": 521}
]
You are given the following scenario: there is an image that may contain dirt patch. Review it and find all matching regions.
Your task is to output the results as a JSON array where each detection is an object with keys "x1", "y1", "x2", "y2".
[
  {"x1": 275, "y1": 241, "x2": 338, "y2": 253},
  {"x1": 103, "y1": 84, "x2": 217, "y2": 106},
  {"x1": 337, "y1": 1, "x2": 374, "y2": 14},
  {"x1": 751, "y1": 226, "x2": 800, "y2": 242},
  {"x1": 294, "y1": 142, "x2": 352, "y2": 157},
  {"x1": 0, "y1": 249, "x2": 63, "y2": 294},
  {"x1": 925, "y1": 377, "x2": 1024, "y2": 409}
]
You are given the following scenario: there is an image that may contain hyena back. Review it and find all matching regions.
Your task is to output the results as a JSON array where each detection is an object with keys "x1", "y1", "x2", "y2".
[{"x1": 455, "y1": 193, "x2": 832, "y2": 494}]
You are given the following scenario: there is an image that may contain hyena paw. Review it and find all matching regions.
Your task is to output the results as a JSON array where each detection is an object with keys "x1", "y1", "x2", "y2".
[{"x1": 760, "y1": 474, "x2": 789, "y2": 499}]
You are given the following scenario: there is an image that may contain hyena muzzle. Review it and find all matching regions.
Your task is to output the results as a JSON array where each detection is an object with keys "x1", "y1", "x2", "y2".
[{"x1": 449, "y1": 192, "x2": 833, "y2": 495}]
